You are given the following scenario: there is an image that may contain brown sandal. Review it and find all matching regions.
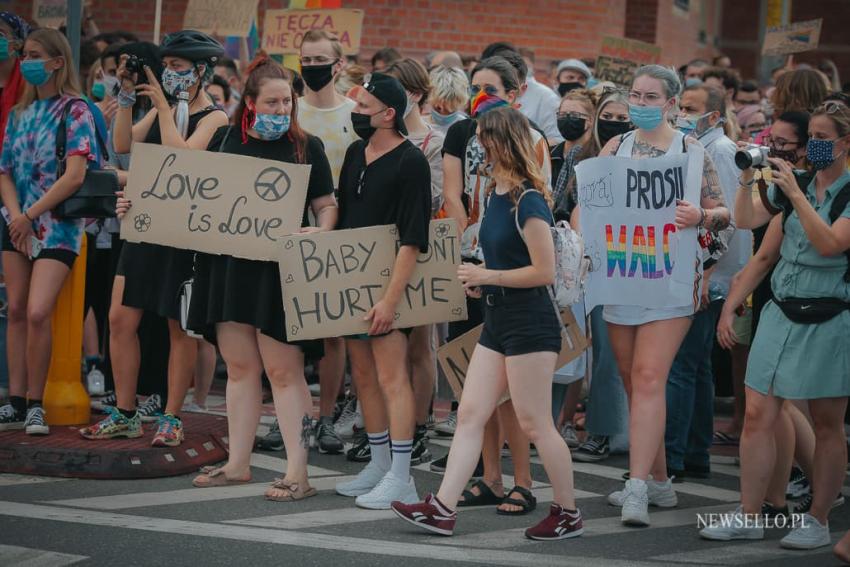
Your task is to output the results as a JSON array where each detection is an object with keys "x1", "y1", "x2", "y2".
[
  {"x1": 264, "y1": 478, "x2": 317, "y2": 502},
  {"x1": 191, "y1": 466, "x2": 251, "y2": 488}
]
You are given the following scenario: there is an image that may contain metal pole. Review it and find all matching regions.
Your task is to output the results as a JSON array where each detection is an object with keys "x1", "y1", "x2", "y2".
[
  {"x1": 153, "y1": 0, "x2": 163, "y2": 44},
  {"x1": 67, "y1": 0, "x2": 83, "y2": 71}
]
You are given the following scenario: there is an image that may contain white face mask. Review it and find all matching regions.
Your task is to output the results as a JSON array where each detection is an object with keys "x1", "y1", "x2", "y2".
[{"x1": 404, "y1": 93, "x2": 416, "y2": 118}]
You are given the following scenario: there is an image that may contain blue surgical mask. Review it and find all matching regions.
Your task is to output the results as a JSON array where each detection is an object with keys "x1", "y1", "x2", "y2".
[
  {"x1": 253, "y1": 113, "x2": 290, "y2": 141},
  {"x1": 431, "y1": 109, "x2": 464, "y2": 128},
  {"x1": 685, "y1": 77, "x2": 702, "y2": 87},
  {"x1": 0, "y1": 37, "x2": 10, "y2": 62},
  {"x1": 806, "y1": 138, "x2": 841, "y2": 170},
  {"x1": 629, "y1": 104, "x2": 664, "y2": 131},
  {"x1": 162, "y1": 67, "x2": 198, "y2": 96},
  {"x1": 21, "y1": 59, "x2": 52, "y2": 87}
]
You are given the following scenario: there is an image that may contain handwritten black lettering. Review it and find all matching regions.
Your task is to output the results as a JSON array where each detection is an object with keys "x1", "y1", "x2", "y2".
[{"x1": 141, "y1": 153, "x2": 221, "y2": 201}]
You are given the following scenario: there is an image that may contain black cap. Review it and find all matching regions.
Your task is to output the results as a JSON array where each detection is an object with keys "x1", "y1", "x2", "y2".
[{"x1": 362, "y1": 72, "x2": 408, "y2": 135}]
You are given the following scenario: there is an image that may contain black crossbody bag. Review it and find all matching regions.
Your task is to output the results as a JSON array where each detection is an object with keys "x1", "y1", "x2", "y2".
[{"x1": 54, "y1": 98, "x2": 119, "y2": 219}]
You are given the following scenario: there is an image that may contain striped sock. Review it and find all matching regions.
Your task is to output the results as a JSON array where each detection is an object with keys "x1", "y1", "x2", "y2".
[
  {"x1": 368, "y1": 430, "x2": 391, "y2": 471},
  {"x1": 390, "y1": 439, "x2": 413, "y2": 479}
]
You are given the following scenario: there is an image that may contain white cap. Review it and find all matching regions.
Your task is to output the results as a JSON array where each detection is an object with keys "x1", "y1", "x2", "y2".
[{"x1": 556, "y1": 59, "x2": 592, "y2": 80}]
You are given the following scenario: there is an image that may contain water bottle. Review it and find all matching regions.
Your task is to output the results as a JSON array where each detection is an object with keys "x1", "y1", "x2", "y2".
[{"x1": 176, "y1": 91, "x2": 190, "y2": 140}]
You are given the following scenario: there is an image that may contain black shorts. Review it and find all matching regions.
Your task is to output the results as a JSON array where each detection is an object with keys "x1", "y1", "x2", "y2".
[
  {"x1": 346, "y1": 327, "x2": 414, "y2": 341},
  {"x1": 1, "y1": 223, "x2": 77, "y2": 268},
  {"x1": 478, "y1": 287, "x2": 562, "y2": 357}
]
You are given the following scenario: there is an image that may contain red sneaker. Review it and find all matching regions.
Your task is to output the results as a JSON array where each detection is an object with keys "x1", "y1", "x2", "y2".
[
  {"x1": 392, "y1": 493, "x2": 457, "y2": 536},
  {"x1": 525, "y1": 504, "x2": 584, "y2": 541}
]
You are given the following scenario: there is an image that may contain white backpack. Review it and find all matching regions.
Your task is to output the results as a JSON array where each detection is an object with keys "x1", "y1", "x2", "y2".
[{"x1": 515, "y1": 189, "x2": 589, "y2": 307}]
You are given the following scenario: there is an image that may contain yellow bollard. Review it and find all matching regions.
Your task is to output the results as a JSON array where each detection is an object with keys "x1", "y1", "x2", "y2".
[{"x1": 43, "y1": 235, "x2": 90, "y2": 426}]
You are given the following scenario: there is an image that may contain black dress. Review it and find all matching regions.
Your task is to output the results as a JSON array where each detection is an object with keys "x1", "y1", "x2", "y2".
[
  {"x1": 187, "y1": 127, "x2": 334, "y2": 358},
  {"x1": 116, "y1": 107, "x2": 221, "y2": 320}
]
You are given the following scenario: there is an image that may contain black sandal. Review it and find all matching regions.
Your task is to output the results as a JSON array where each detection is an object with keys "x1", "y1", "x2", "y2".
[
  {"x1": 458, "y1": 480, "x2": 504, "y2": 508},
  {"x1": 496, "y1": 486, "x2": 537, "y2": 516}
]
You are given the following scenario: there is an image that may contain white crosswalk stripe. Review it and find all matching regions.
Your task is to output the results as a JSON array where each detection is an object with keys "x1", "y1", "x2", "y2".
[{"x1": 0, "y1": 544, "x2": 87, "y2": 567}]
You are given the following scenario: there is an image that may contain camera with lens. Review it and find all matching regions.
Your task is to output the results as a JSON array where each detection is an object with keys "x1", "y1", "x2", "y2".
[
  {"x1": 735, "y1": 144, "x2": 770, "y2": 170},
  {"x1": 124, "y1": 55, "x2": 144, "y2": 76}
]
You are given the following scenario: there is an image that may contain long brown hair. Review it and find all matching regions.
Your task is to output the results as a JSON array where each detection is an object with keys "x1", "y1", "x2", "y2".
[
  {"x1": 15, "y1": 28, "x2": 81, "y2": 112},
  {"x1": 234, "y1": 52, "x2": 307, "y2": 163},
  {"x1": 476, "y1": 107, "x2": 552, "y2": 208},
  {"x1": 772, "y1": 68, "x2": 828, "y2": 115}
]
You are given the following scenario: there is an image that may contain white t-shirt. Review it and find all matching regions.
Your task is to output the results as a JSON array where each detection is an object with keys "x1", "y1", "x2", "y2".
[
  {"x1": 298, "y1": 97, "x2": 359, "y2": 186},
  {"x1": 518, "y1": 76, "x2": 563, "y2": 144},
  {"x1": 406, "y1": 124, "x2": 446, "y2": 216}
]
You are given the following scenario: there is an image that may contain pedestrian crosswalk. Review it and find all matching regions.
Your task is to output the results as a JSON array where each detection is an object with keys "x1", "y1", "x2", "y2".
[{"x1": 0, "y1": 445, "x2": 847, "y2": 567}]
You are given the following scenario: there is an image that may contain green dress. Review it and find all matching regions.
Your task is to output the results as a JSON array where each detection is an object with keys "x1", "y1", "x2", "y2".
[{"x1": 745, "y1": 170, "x2": 850, "y2": 399}]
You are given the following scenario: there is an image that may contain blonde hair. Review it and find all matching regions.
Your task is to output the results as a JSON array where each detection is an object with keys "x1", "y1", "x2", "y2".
[
  {"x1": 16, "y1": 29, "x2": 81, "y2": 112},
  {"x1": 812, "y1": 100, "x2": 850, "y2": 138},
  {"x1": 335, "y1": 63, "x2": 366, "y2": 97},
  {"x1": 594, "y1": 89, "x2": 629, "y2": 149},
  {"x1": 429, "y1": 65, "x2": 469, "y2": 112},
  {"x1": 301, "y1": 29, "x2": 343, "y2": 60},
  {"x1": 476, "y1": 107, "x2": 552, "y2": 207}
]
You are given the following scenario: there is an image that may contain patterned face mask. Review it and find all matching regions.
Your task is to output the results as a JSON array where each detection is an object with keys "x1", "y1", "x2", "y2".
[
  {"x1": 806, "y1": 138, "x2": 841, "y2": 170},
  {"x1": 253, "y1": 113, "x2": 290, "y2": 140},
  {"x1": 162, "y1": 67, "x2": 198, "y2": 96}
]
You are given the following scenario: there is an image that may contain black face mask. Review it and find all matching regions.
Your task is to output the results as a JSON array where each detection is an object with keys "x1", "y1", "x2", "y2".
[
  {"x1": 557, "y1": 82, "x2": 583, "y2": 97},
  {"x1": 597, "y1": 119, "x2": 633, "y2": 146},
  {"x1": 351, "y1": 111, "x2": 377, "y2": 140},
  {"x1": 557, "y1": 115, "x2": 587, "y2": 141},
  {"x1": 769, "y1": 146, "x2": 799, "y2": 164},
  {"x1": 301, "y1": 62, "x2": 336, "y2": 92}
]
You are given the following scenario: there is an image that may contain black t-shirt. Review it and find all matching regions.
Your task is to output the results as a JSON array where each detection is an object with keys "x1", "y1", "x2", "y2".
[
  {"x1": 337, "y1": 138, "x2": 431, "y2": 253},
  {"x1": 206, "y1": 126, "x2": 335, "y2": 225},
  {"x1": 479, "y1": 188, "x2": 551, "y2": 278}
]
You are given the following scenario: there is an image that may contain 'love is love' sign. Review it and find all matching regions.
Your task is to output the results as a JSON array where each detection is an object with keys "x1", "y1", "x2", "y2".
[{"x1": 120, "y1": 143, "x2": 311, "y2": 261}]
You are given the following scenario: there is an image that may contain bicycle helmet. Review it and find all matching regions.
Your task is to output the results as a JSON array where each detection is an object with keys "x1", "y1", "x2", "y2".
[{"x1": 159, "y1": 30, "x2": 224, "y2": 62}]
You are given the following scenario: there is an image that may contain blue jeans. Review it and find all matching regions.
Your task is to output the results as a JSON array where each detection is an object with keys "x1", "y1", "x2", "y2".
[
  {"x1": 584, "y1": 306, "x2": 628, "y2": 437},
  {"x1": 664, "y1": 298, "x2": 722, "y2": 470}
]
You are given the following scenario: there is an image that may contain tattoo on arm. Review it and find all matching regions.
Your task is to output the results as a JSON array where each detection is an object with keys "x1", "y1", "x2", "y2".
[
  {"x1": 300, "y1": 414, "x2": 312, "y2": 449},
  {"x1": 704, "y1": 206, "x2": 731, "y2": 231},
  {"x1": 700, "y1": 154, "x2": 725, "y2": 206}
]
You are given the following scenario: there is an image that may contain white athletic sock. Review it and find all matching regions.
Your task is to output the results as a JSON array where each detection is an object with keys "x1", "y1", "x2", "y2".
[
  {"x1": 368, "y1": 430, "x2": 391, "y2": 471},
  {"x1": 390, "y1": 439, "x2": 413, "y2": 479}
]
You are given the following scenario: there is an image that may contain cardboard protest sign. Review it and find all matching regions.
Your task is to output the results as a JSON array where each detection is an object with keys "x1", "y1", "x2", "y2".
[
  {"x1": 183, "y1": 0, "x2": 259, "y2": 38},
  {"x1": 600, "y1": 36, "x2": 662, "y2": 65},
  {"x1": 263, "y1": 9, "x2": 364, "y2": 55},
  {"x1": 762, "y1": 19, "x2": 823, "y2": 56},
  {"x1": 278, "y1": 220, "x2": 466, "y2": 341},
  {"x1": 32, "y1": 0, "x2": 66, "y2": 28},
  {"x1": 595, "y1": 55, "x2": 639, "y2": 88},
  {"x1": 437, "y1": 309, "x2": 588, "y2": 404},
  {"x1": 120, "y1": 143, "x2": 310, "y2": 262},
  {"x1": 575, "y1": 152, "x2": 701, "y2": 312}
]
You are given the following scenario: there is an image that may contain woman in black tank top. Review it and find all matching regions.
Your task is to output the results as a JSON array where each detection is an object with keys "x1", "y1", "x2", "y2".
[{"x1": 80, "y1": 31, "x2": 228, "y2": 447}]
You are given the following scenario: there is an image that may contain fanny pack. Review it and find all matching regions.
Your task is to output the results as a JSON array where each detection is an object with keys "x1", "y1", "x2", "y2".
[{"x1": 774, "y1": 298, "x2": 850, "y2": 324}]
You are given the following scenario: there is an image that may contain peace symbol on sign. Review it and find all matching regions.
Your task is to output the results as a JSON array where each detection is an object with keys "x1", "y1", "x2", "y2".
[{"x1": 254, "y1": 167, "x2": 291, "y2": 202}]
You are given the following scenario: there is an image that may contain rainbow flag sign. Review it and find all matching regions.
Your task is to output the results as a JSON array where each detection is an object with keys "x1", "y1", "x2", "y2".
[{"x1": 762, "y1": 18, "x2": 822, "y2": 56}]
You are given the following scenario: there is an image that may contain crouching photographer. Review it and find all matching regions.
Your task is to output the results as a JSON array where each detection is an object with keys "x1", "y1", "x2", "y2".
[{"x1": 702, "y1": 100, "x2": 850, "y2": 549}]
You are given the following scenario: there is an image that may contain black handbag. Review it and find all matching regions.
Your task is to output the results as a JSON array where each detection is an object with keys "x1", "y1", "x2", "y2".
[{"x1": 53, "y1": 98, "x2": 119, "y2": 219}]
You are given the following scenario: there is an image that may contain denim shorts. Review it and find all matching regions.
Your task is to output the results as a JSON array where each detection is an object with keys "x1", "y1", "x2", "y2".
[{"x1": 478, "y1": 287, "x2": 562, "y2": 357}]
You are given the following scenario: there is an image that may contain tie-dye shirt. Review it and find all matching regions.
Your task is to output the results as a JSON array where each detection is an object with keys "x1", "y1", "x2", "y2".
[{"x1": 0, "y1": 95, "x2": 99, "y2": 254}]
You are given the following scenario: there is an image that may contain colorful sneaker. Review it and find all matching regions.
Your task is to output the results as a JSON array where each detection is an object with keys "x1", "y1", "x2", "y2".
[
  {"x1": 356, "y1": 472, "x2": 418, "y2": 510},
  {"x1": 525, "y1": 504, "x2": 584, "y2": 540},
  {"x1": 256, "y1": 419, "x2": 284, "y2": 451},
  {"x1": 433, "y1": 411, "x2": 457, "y2": 437},
  {"x1": 138, "y1": 394, "x2": 163, "y2": 423},
  {"x1": 151, "y1": 413, "x2": 183, "y2": 447},
  {"x1": 0, "y1": 403, "x2": 24, "y2": 431},
  {"x1": 80, "y1": 407, "x2": 143, "y2": 439},
  {"x1": 24, "y1": 406, "x2": 49, "y2": 435},
  {"x1": 699, "y1": 506, "x2": 764, "y2": 541},
  {"x1": 336, "y1": 459, "x2": 388, "y2": 497},
  {"x1": 780, "y1": 513, "x2": 831, "y2": 550},
  {"x1": 392, "y1": 493, "x2": 457, "y2": 536},
  {"x1": 573, "y1": 435, "x2": 610, "y2": 462}
]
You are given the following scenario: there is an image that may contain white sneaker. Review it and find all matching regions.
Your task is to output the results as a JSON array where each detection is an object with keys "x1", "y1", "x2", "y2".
[
  {"x1": 355, "y1": 472, "x2": 418, "y2": 510},
  {"x1": 608, "y1": 476, "x2": 677, "y2": 508},
  {"x1": 182, "y1": 402, "x2": 207, "y2": 413},
  {"x1": 336, "y1": 460, "x2": 388, "y2": 497},
  {"x1": 620, "y1": 478, "x2": 650, "y2": 526},
  {"x1": 434, "y1": 411, "x2": 457, "y2": 437},
  {"x1": 699, "y1": 506, "x2": 764, "y2": 541},
  {"x1": 780, "y1": 514, "x2": 831, "y2": 550},
  {"x1": 334, "y1": 399, "x2": 364, "y2": 439}
]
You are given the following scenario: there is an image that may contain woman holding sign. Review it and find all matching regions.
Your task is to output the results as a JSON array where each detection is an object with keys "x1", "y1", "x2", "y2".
[
  {"x1": 393, "y1": 107, "x2": 582, "y2": 541},
  {"x1": 186, "y1": 55, "x2": 337, "y2": 500},
  {"x1": 81, "y1": 31, "x2": 228, "y2": 447},
  {"x1": 574, "y1": 65, "x2": 729, "y2": 527},
  {"x1": 0, "y1": 29, "x2": 100, "y2": 434}
]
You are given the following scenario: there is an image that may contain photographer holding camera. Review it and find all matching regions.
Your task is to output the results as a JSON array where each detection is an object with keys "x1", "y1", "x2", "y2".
[{"x1": 701, "y1": 101, "x2": 850, "y2": 550}]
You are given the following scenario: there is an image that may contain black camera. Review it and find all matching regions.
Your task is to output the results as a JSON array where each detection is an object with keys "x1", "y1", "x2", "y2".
[{"x1": 124, "y1": 55, "x2": 143, "y2": 75}]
